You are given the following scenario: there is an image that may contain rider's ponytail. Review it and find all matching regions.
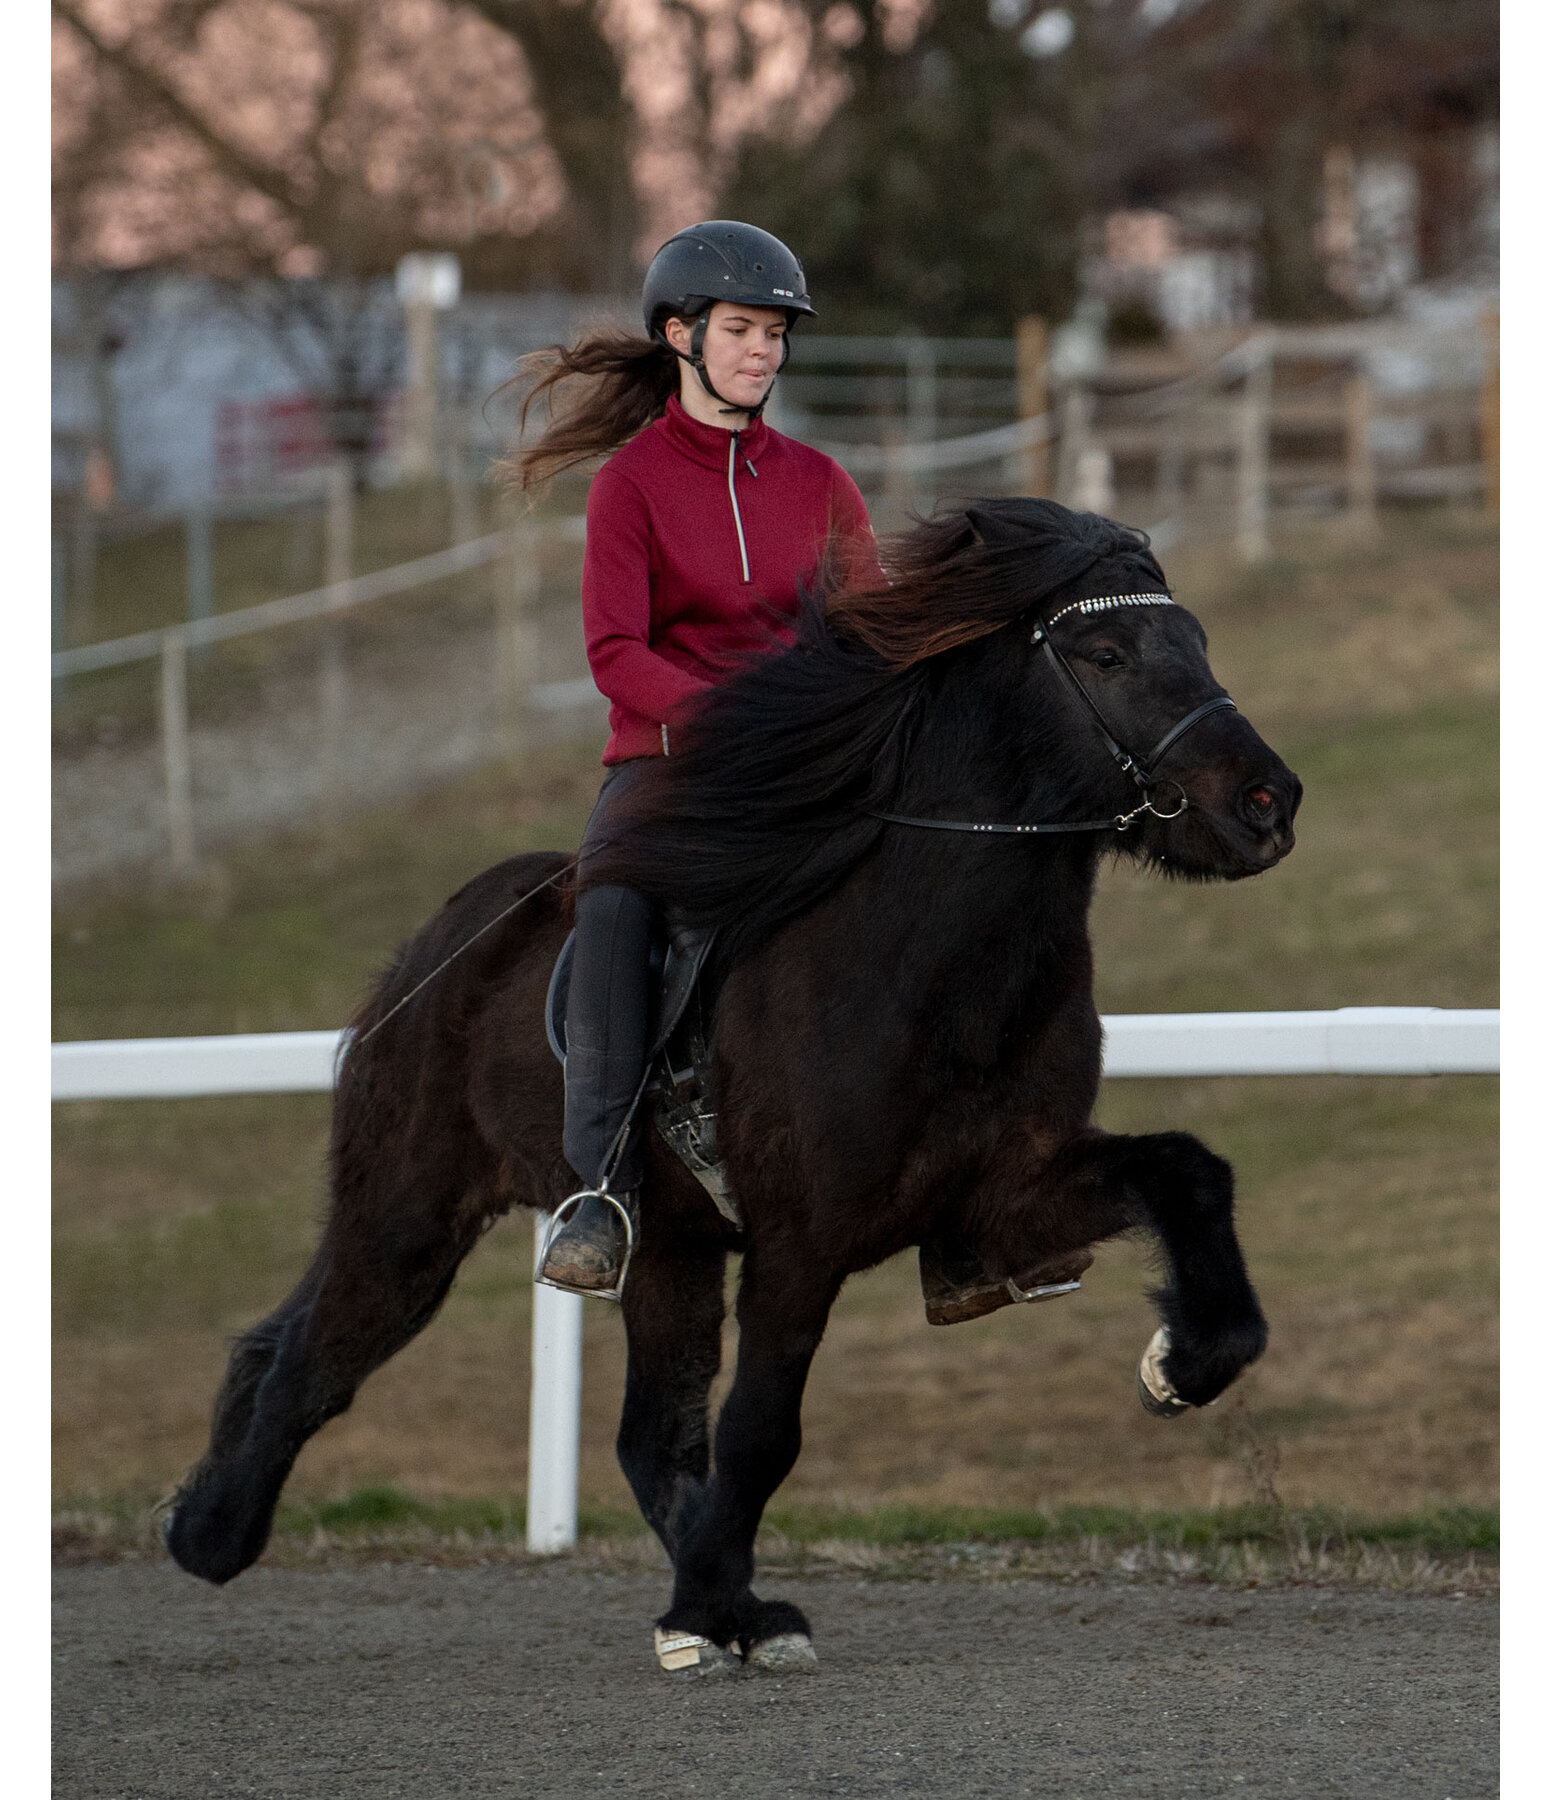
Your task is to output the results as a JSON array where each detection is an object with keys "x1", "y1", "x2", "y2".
[{"x1": 500, "y1": 328, "x2": 680, "y2": 493}]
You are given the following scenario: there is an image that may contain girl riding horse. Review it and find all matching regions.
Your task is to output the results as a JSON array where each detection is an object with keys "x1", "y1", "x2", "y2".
[{"x1": 521, "y1": 220, "x2": 1022, "y2": 1319}]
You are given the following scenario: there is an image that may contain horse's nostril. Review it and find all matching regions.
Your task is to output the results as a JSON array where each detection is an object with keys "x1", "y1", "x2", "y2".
[{"x1": 1246, "y1": 787, "x2": 1274, "y2": 813}]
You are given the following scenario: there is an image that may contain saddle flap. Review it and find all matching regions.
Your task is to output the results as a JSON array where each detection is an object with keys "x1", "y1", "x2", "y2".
[
  {"x1": 543, "y1": 930, "x2": 575, "y2": 1065},
  {"x1": 649, "y1": 927, "x2": 716, "y2": 1060},
  {"x1": 544, "y1": 926, "x2": 715, "y2": 1068}
]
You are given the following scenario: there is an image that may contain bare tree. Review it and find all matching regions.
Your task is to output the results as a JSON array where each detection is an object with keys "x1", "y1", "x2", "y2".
[
  {"x1": 53, "y1": 0, "x2": 567, "y2": 278},
  {"x1": 53, "y1": 0, "x2": 568, "y2": 468},
  {"x1": 462, "y1": 0, "x2": 843, "y2": 273}
]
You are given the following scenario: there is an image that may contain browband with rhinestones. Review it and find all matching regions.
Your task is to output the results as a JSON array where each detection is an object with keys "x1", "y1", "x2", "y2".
[
  {"x1": 1036, "y1": 594, "x2": 1173, "y2": 630},
  {"x1": 1044, "y1": 592, "x2": 1174, "y2": 628}
]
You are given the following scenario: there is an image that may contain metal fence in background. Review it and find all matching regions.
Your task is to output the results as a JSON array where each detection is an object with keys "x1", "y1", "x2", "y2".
[
  {"x1": 52, "y1": 313, "x2": 1496, "y2": 886},
  {"x1": 764, "y1": 319, "x2": 1495, "y2": 543},
  {"x1": 51, "y1": 499, "x2": 602, "y2": 888}
]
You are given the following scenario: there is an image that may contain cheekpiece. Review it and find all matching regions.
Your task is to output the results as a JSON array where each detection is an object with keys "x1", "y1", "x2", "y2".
[{"x1": 1043, "y1": 592, "x2": 1175, "y2": 629}]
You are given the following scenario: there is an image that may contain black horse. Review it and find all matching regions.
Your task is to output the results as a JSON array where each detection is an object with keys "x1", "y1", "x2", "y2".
[{"x1": 164, "y1": 500, "x2": 1301, "y2": 1673}]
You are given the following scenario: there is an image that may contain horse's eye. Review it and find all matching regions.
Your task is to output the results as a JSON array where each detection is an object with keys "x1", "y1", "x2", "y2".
[{"x1": 1091, "y1": 648, "x2": 1124, "y2": 670}]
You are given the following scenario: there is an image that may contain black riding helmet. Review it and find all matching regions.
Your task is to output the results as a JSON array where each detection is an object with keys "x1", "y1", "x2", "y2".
[{"x1": 642, "y1": 220, "x2": 816, "y2": 417}]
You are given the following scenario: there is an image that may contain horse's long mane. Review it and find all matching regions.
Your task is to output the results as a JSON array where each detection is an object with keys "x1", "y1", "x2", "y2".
[{"x1": 582, "y1": 498, "x2": 1168, "y2": 972}]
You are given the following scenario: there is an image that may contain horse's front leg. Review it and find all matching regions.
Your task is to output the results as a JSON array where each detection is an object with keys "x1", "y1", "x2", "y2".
[
  {"x1": 657, "y1": 1244, "x2": 842, "y2": 1670},
  {"x1": 972, "y1": 1126, "x2": 1267, "y2": 1414},
  {"x1": 616, "y1": 1228, "x2": 727, "y2": 1558},
  {"x1": 1120, "y1": 1129, "x2": 1267, "y2": 1414}
]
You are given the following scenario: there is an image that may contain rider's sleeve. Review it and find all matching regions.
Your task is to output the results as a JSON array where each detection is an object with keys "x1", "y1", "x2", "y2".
[
  {"x1": 583, "y1": 463, "x2": 712, "y2": 724},
  {"x1": 828, "y1": 463, "x2": 887, "y2": 588}
]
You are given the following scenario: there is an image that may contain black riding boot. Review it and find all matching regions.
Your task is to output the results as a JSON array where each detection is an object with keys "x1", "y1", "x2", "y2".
[
  {"x1": 544, "y1": 764, "x2": 657, "y2": 1299},
  {"x1": 542, "y1": 880, "x2": 654, "y2": 1298}
]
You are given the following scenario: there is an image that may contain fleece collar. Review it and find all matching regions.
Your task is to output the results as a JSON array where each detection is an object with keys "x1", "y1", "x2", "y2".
[{"x1": 658, "y1": 394, "x2": 771, "y2": 472}]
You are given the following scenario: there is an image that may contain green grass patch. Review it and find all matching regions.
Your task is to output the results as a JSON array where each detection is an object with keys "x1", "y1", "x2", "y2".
[
  {"x1": 761, "y1": 1501, "x2": 1496, "y2": 1558},
  {"x1": 271, "y1": 1484, "x2": 636, "y2": 1541},
  {"x1": 55, "y1": 1484, "x2": 1496, "y2": 1563}
]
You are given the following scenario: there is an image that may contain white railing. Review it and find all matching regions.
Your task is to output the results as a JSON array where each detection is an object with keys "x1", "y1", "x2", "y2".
[
  {"x1": 51, "y1": 1007, "x2": 1499, "y2": 1554},
  {"x1": 49, "y1": 1008, "x2": 1500, "y2": 1101}
]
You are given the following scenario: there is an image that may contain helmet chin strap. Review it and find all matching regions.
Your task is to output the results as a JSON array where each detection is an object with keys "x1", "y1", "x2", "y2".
[{"x1": 673, "y1": 312, "x2": 790, "y2": 419}]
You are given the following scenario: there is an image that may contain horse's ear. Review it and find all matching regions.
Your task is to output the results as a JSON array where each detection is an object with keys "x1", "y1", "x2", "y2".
[
  {"x1": 966, "y1": 498, "x2": 1070, "y2": 548},
  {"x1": 965, "y1": 505, "x2": 1026, "y2": 549}
]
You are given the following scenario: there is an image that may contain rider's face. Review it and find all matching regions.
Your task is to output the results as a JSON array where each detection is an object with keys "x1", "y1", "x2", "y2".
[{"x1": 668, "y1": 303, "x2": 787, "y2": 412}]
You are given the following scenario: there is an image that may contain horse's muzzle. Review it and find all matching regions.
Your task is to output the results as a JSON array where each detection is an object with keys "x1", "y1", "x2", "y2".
[{"x1": 1234, "y1": 769, "x2": 1302, "y2": 864}]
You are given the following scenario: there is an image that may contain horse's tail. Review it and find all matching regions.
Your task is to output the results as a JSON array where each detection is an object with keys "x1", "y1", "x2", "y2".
[{"x1": 165, "y1": 850, "x2": 575, "y2": 1587}]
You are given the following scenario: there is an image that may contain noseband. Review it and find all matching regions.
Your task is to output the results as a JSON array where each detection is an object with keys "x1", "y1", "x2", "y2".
[{"x1": 870, "y1": 593, "x2": 1238, "y2": 838}]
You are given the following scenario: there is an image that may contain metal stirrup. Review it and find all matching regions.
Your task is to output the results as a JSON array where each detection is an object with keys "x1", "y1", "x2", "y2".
[{"x1": 536, "y1": 1188, "x2": 637, "y2": 1303}]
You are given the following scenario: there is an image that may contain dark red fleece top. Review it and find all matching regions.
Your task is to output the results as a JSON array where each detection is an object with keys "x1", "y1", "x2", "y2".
[{"x1": 583, "y1": 395, "x2": 878, "y2": 762}]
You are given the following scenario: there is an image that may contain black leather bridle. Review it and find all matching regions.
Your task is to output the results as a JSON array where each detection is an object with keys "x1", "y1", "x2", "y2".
[{"x1": 870, "y1": 593, "x2": 1238, "y2": 838}]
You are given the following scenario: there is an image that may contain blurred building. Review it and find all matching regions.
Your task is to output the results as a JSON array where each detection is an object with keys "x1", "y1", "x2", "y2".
[
  {"x1": 52, "y1": 278, "x2": 631, "y2": 513},
  {"x1": 1085, "y1": 116, "x2": 1497, "y2": 341}
]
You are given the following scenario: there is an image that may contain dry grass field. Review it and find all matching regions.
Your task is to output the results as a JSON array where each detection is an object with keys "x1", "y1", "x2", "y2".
[{"x1": 53, "y1": 509, "x2": 1497, "y2": 1549}]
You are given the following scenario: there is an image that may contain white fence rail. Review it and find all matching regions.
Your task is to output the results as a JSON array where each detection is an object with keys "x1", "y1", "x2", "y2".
[
  {"x1": 50, "y1": 1007, "x2": 1499, "y2": 1555},
  {"x1": 50, "y1": 1008, "x2": 1500, "y2": 1102}
]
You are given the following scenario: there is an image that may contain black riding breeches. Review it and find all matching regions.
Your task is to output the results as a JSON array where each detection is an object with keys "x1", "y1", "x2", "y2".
[{"x1": 562, "y1": 760, "x2": 655, "y2": 1190}]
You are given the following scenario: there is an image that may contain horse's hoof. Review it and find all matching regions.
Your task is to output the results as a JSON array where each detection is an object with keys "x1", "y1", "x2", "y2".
[
  {"x1": 653, "y1": 1627, "x2": 741, "y2": 1678},
  {"x1": 744, "y1": 1632, "x2": 818, "y2": 1675},
  {"x1": 1137, "y1": 1327, "x2": 1193, "y2": 1419}
]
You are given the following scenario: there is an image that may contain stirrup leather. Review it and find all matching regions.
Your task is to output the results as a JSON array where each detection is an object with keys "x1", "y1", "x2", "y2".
[{"x1": 535, "y1": 1188, "x2": 636, "y2": 1303}]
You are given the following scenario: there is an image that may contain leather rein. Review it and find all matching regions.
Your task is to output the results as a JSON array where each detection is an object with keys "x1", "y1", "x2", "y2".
[{"x1": 870, "y1": 593, "x2": 1238, "y2": 838}]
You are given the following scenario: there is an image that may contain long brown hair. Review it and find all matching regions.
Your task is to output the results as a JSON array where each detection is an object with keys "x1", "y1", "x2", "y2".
[{"x1": 498, "y1": 327, "x2": 681, "y2": 494}]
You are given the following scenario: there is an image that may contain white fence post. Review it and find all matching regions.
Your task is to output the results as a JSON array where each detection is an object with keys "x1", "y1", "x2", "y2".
[
  {"x1": 497, "y1": 520, "x2": 540, "y2": 767},
  {"x1": 1072, "y1": 446, "x2": 1116, "y2": 514},
  {"x1": 1015, "y1": 316, "x2": 1050, "y2": 497},
  {"x1": 185, "y1": 504, "x2": 214, "y2": 648},
  {"x1": 1343, "y1": 368, "x2": 1379, "y2": 538},
  {"x1": 71, "y1": 497, "x2": 97, "y2": 646},
  {"x1": 904, "y1": 334, "x2": 937, "y2": 516},
  {"x1": 159, "y1": 629, "x2": 196, "y2": 877},
  {"x1": 449, "y1": 422, "x2": 481, "y2": 549},
  {"x1": 401, "y1": 297, "x2": 439, "y2": 484},
  {"x1": 1235, "y1": 343, "x2": 1272, "y2": 563},
  {"x1": 318, "y1": 461, "x2": 354, "y2": 842},
  {"x1": 52, "y1": 533, "x2": 69, "y2": 702},
  {"x1": 527, "y1": 1217, "x2": 583, "y2": 1554},
  {"x1": 1056, "y1": 385, "x2": 1093, "y2": 507}
]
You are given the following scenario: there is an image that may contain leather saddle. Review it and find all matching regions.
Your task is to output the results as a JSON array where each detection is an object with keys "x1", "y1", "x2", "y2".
[
  {"x1": 545, "y1": 927, "x2": 1091, "y2": 1322},
  {"x1": 545, "y1": 926, "x2": 741, "y2": 1228}
]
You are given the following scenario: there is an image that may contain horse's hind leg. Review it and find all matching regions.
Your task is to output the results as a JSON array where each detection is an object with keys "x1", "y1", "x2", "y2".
[{"x1": 165, "y1": 1161, "x2": 488, "y2": 1585}]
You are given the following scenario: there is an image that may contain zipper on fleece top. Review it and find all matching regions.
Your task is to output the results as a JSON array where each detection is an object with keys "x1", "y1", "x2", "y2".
[{"x1": 727, "y1": 432, "x2": 751, "y2": 584}]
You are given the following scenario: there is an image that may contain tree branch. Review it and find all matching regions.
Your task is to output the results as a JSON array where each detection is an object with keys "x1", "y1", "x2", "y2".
[{"x1": 52, "y1": 0, "x2": 310, "y2": 217}]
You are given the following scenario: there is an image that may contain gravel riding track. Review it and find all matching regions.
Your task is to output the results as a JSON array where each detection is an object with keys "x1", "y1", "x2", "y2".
[{"x1": 54, "y1": 1563, "x2": 1496, "y2": 1799}]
